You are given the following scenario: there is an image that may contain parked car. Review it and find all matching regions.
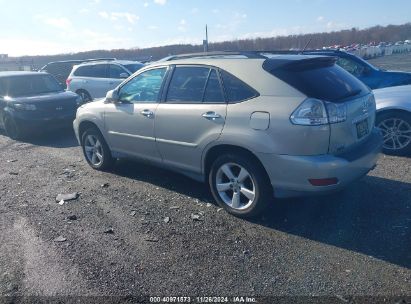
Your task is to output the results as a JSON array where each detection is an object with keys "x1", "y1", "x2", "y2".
[
  {"x1": 301, "y1": 50, "x2": 411, "y2": 89},
  {"x1": 0, "y1": 71, "x2": 82, "y2": 139},
  {"x1": 373, "y1": 85, "x2": 411, "y2": 155},
  {"x1": 73, "y1": 52, "x2": 382, "y2": 218},
  {"x1": 67, "y1": 60, "x2": 144, "y2": 102},
  {"x1": 39, "y1": 58, "x2": 116, "y2": 88}
]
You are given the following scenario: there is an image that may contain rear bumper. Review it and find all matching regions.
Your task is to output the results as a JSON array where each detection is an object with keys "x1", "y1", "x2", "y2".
[{"x1": 257, "y1": 129, "x2": 383, "y2": 198}]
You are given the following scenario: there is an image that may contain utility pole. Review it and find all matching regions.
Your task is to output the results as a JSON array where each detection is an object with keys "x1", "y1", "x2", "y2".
[{"x1": 203, "y1": 25, "x2": 209, "y2": 52}]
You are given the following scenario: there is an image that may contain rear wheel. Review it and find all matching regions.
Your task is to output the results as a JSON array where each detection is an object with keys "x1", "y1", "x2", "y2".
[
  {"x1": 4, "y1": 116, "x2": 24, "y2": 140},
  {"x1": 377, "y1": 111, "x2": 411, "y2": 156},
  {"x1": 81, "y1": 127, "x2": 113, "y2": 170},
  {"x1": 209, "y1": 154, "x2": 272, "y2": 218},
  {"x1": 76, "y1": 90, "x2": 92, "y2": 103}
]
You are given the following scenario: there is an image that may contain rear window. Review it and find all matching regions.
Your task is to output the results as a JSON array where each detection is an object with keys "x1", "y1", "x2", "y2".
[
  {"x1": 1, "y1": 75, "x2": 62, "y2": 97},
  {"x1": 267, "y1": 58, "x2": 368, "y2": 102}
]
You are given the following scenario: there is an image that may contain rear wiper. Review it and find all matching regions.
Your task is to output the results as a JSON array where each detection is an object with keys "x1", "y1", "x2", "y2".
[{"x1": 337, "y1": 89, "x2": 362, "y2": 101}]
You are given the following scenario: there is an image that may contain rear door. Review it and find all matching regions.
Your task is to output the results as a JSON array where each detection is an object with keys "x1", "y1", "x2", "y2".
[
  {"x1": 108, "y1": 64, "x2": 129, "y2": 90},
  {"x1": 155, "y1": 65, "x2": 227, "y2": 174},
  {"x1": 74, "y1": 64, "x2": 109, "y2": 99}
]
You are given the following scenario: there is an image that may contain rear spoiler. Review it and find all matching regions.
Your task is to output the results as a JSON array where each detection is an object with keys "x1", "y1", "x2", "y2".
[{"x1": 263, "y1": 56, "x2": 337, "y2": 72}]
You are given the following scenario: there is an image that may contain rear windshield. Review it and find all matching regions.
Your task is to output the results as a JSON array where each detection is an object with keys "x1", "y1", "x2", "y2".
[
  {"x1": 267, "y1": 59, "x2": 368, "y2": 102},
  {"x1": 124, "y1": 64, "x2": 144, "y2": 73},
  {"x1": 0, "y1": 74, "x2": 62, "y2": 97}
]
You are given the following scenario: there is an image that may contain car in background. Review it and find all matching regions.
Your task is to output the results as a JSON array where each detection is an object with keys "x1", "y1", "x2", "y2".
[
  {"x1": 301, "y1": 50, "x2": 411, "y2": 89},
  {"x1": 0, "y1": 71, "x2": 82, "y2": 139},
  {"x1": 39, "y1": 58, "x2": 116, "y2": 88},
  {"x1": 73, "y1": 52, "x2": 381, "y2": 218},
  {"x1": 374, "y1": 85, "x2": 411, "y2": 155},
  {"x1": 67, "y1": 60, "x2": 144, "y2": 102}
]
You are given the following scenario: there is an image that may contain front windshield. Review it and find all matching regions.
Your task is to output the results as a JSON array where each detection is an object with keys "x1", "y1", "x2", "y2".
[
  {"x1": 124, "y1": 63, "x2": 144, "y2": 73},
  {"x1": 2, "y1": 74, "x2": 62, "y2": 97}
]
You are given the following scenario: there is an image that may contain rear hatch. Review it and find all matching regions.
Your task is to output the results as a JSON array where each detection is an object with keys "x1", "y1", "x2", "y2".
[{"x1": 265, "y1": 56, "x2": 375, "y2": 154}]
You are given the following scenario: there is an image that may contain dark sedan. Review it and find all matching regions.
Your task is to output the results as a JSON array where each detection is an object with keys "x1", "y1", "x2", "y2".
[
  {"x1": 302, "y1": 50, "x2": 411, "y2": 89},
  {"x1": 0, "y1": 71, "x2": 82, "y2": 139}
]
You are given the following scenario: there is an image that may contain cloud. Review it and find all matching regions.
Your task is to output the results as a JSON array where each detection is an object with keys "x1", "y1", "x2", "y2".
[
  {"x1": 40, "y1": 17, "x2": 72, "y2": 30},
  {"x1": 99, "y1": 11, "x2": 139, "y2": 24},
  {"x1": 79, "y1": 8, "x2": 90, "y2": 14},
  {"x1": 178, "y1": 19, "x2": 187, "y2": 32},
  {"x1": 317, "y1": 16, "x2": 324, "y2": 22},
  {"x1": 144, "y1": 2, "x2": 149, "y2": 7},
  {"x1": 148, "y1": 25, "x2": 159, "y2": 30},
  {"x1": 154, "y1": 0, "x2": 166, "y2": 5},
  {"x1": 191, "y1": 8, "x2": 199, "y2": 14}
]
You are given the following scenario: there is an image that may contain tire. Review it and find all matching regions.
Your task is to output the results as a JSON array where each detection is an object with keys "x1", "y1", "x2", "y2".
[
  {"x1": 4, "y1": 116, "x2": 24, "y2": 140},
  {"x1": 81, "y1": 127, "x2": 113, "y2": 170},
  {"x1": 76, "y1": 90, "x2": 92, "y2": 103},
  {"x1": 376, "y1": 111, "x2": 411, "y2": 156},
  {"x1": 209, "y1": 153, "x2": 272, "y2": 218}
]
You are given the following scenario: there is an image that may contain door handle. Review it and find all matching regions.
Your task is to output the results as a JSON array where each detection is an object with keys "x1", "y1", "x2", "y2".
[
  {"x1": 202, "y1": 111, "x2": 221, "y2": 120},
  {"x1": 140, "y1": 109, "x2": 154, "y2": 118}
]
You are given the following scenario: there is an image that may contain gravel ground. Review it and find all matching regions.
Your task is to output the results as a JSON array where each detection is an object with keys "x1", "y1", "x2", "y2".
[
  {"x1": 368, "y1": 52, "x2": 411, "y2": 71},
  {"x1": 1, "y1": 54, "x2": 411, "y2": 302}
]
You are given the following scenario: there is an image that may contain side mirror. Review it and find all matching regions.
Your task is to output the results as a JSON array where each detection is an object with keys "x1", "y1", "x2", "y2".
[
  {"x1": 119, "y1": 73, "x2": 129, "y2": 79},
  {"x1": 106, "y1": 89, "x2": 120, "y2": 103}
]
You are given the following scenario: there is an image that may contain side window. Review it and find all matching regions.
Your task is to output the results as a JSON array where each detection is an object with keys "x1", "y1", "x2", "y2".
[
  {"x1": 203, "y1": 69, "x2": 225, "y2": 103},
  {"x1": 221, "y1": 70, "x2": 258, "y2": 103},
  {"x1": 337, "y1": 58, "x2": 365, "y2": 77},
  {"x1": 119, "y1": 68, "x2": 166, "y2": 103},
  {"x1": 109, "y1": 64, "x2": 128, "y2": 79},
  {"x1": 74, "y1": 65, "x2": 107, "y2": 78},
  {"x1": 0, "y1": 78, "x2": 5, "y2": 96},
  {"x1": 166, "y1": 67, "x2": 210, "y2": 103}
]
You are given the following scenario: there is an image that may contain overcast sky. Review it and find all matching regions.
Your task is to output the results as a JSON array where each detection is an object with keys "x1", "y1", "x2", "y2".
[{"x1": 0, "y1": 0, "x2": 410, "y2": 56}]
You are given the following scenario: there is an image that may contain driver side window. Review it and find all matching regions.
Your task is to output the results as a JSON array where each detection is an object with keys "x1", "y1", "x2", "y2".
[
  {"x1": 119, "y1": 68, "x2": 166, "y2": 103},
  {"x1": 337, "y1": 58, "x2": 365, "y2": 77}
]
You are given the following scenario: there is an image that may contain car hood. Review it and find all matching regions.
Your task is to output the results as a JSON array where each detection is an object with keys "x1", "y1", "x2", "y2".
[{"x1": 7, "y1": 90, "x2": 78, "y2": 104}]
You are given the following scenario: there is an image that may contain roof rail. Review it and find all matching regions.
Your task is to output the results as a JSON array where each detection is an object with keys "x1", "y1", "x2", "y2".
[{"x1": 162, "y1": 51, "x2": 267, "y2": 61}]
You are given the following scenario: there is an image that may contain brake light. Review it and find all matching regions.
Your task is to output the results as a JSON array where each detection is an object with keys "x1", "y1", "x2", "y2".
[
  {"x1": 309, "y1": 178, "x2": 339, "y2": 186},
  {"x1": 66, "y1": 78, "x2": 72, "y2": 87}
]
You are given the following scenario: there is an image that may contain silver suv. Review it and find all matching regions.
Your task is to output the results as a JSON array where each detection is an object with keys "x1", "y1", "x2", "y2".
[
  {"x1": 67, "y1": 60, "x2": 144, "y2": 102},
  {"x1": 73, "y1": 52, "x2": 382, "y2": 218}
]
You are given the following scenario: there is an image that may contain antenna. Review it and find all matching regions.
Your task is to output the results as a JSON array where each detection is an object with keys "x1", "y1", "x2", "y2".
[{"x1": 300, "y1": 37, "x2": 312, "y2": 54}]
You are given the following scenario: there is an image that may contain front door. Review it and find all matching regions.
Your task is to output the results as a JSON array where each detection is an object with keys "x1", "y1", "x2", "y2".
[
  {"x1": 155, "y1": 66, "x2": 227, "y2": 174},
  {"x1": 104, "y1": 67, "x2": 167, "y2": 162}
]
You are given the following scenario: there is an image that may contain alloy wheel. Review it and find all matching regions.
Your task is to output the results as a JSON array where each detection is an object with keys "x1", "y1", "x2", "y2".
[
  {"x1": 84, "y1": 135, "x2": 104, "y2": 166},
  {"x1": 378, "y1": 117, "x2": 411, "y2": 151},
  {"x1": 215, "y1": 163, "x2": 256, "y2": 210}
]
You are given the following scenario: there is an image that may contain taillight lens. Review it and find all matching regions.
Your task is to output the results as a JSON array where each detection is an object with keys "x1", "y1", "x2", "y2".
[
  {"x1": 290, "y1": 98, "x2": 328, "y2": 125},
  {"x1": 66, "y1": 78, "x2": 72, "y2": 87},
  {"x1": 290, "y1": 98, "x2": 347, "y2": 126}
]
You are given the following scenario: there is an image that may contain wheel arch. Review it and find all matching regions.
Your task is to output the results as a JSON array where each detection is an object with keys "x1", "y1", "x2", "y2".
[{"x1": 203, "y1": 144, "x2": 271, "y2": 182}]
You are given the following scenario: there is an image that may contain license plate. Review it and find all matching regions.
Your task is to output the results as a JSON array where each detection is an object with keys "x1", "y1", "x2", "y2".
[{"x1": 356, "y1": 119, "x2": 369, "y2": 139}]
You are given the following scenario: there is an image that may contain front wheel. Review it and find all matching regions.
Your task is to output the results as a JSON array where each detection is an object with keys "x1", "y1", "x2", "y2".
[
  {"x1": 209, "y1": 154, "x2": 272, "y2": 218},
  {"x1": 377, "y1": 111, "x2": 411, "y2": 156},
  {"x1": 81, "y1": 127, "x2": 113, "y2": 170},
  {"x1": 4, "y1": 116, "x2": 24, "y2": 140}
]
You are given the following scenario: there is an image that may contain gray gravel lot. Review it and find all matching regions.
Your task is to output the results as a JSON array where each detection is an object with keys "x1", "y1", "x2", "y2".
[{"x1": 1, "y1": 54, "x2": 411, "y2": 301}]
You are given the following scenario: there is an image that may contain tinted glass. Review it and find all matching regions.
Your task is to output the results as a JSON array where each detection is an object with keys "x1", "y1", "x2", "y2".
[
  {"x1": 221, "y1": 70, "x2": 258, "y2": 102},
  {"x1": 336, "y1": 58, "x2": 365, "y2": 77},
  {"x1": 124, "y1": 63, "x2": 144, "y2": 73},
  {"x1": 109, "y1": 64, "x2": 128, "y2": 79},
  {"x1": 166, "y1": 67, "x2": 209, "y2": 103},
  {"x1": 1, "y1": 75, "x2": 62, "y2": 97},
  {"x1": 203, "y1": 70, "x2": 225, "y2": 103},
  {"x1": 270, "y1": 63, "x2": 368, "y2": 102},
  {"x1": 74, "y1": 64, "x2": 107, "y2": 78},
  {"x1": 119, "y1": 68, "x2": 166, "y2": 103}
]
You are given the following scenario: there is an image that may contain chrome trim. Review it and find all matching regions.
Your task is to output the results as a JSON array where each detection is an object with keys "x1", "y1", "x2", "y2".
[{"x1": 108, "y1": 131, "x2": 156, "y2": 141}]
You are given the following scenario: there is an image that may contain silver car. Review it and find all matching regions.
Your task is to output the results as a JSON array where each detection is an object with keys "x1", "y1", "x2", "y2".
[
  {"x1": 67, "y1": 60, "x2": 144, "y2": 102},
  {"x1": 374, "y1": 85, "x2": 411, "y2": 155},
  {"x1": 73, "y1": 52, "x2": 382, "y2": 218}
]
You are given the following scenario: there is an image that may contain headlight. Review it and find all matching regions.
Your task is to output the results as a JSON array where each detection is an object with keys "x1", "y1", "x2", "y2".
[{"x1": 12, "y1": 103, "x2": 37, "y2": 111}]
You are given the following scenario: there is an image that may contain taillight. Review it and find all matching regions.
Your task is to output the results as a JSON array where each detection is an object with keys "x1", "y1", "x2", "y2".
[
  {"x1": 290, "y1": 98, "x2": 347, "y2": 126},
  {"x1": 66, "y1": 78, "x2": 72, "y2": 87}
]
